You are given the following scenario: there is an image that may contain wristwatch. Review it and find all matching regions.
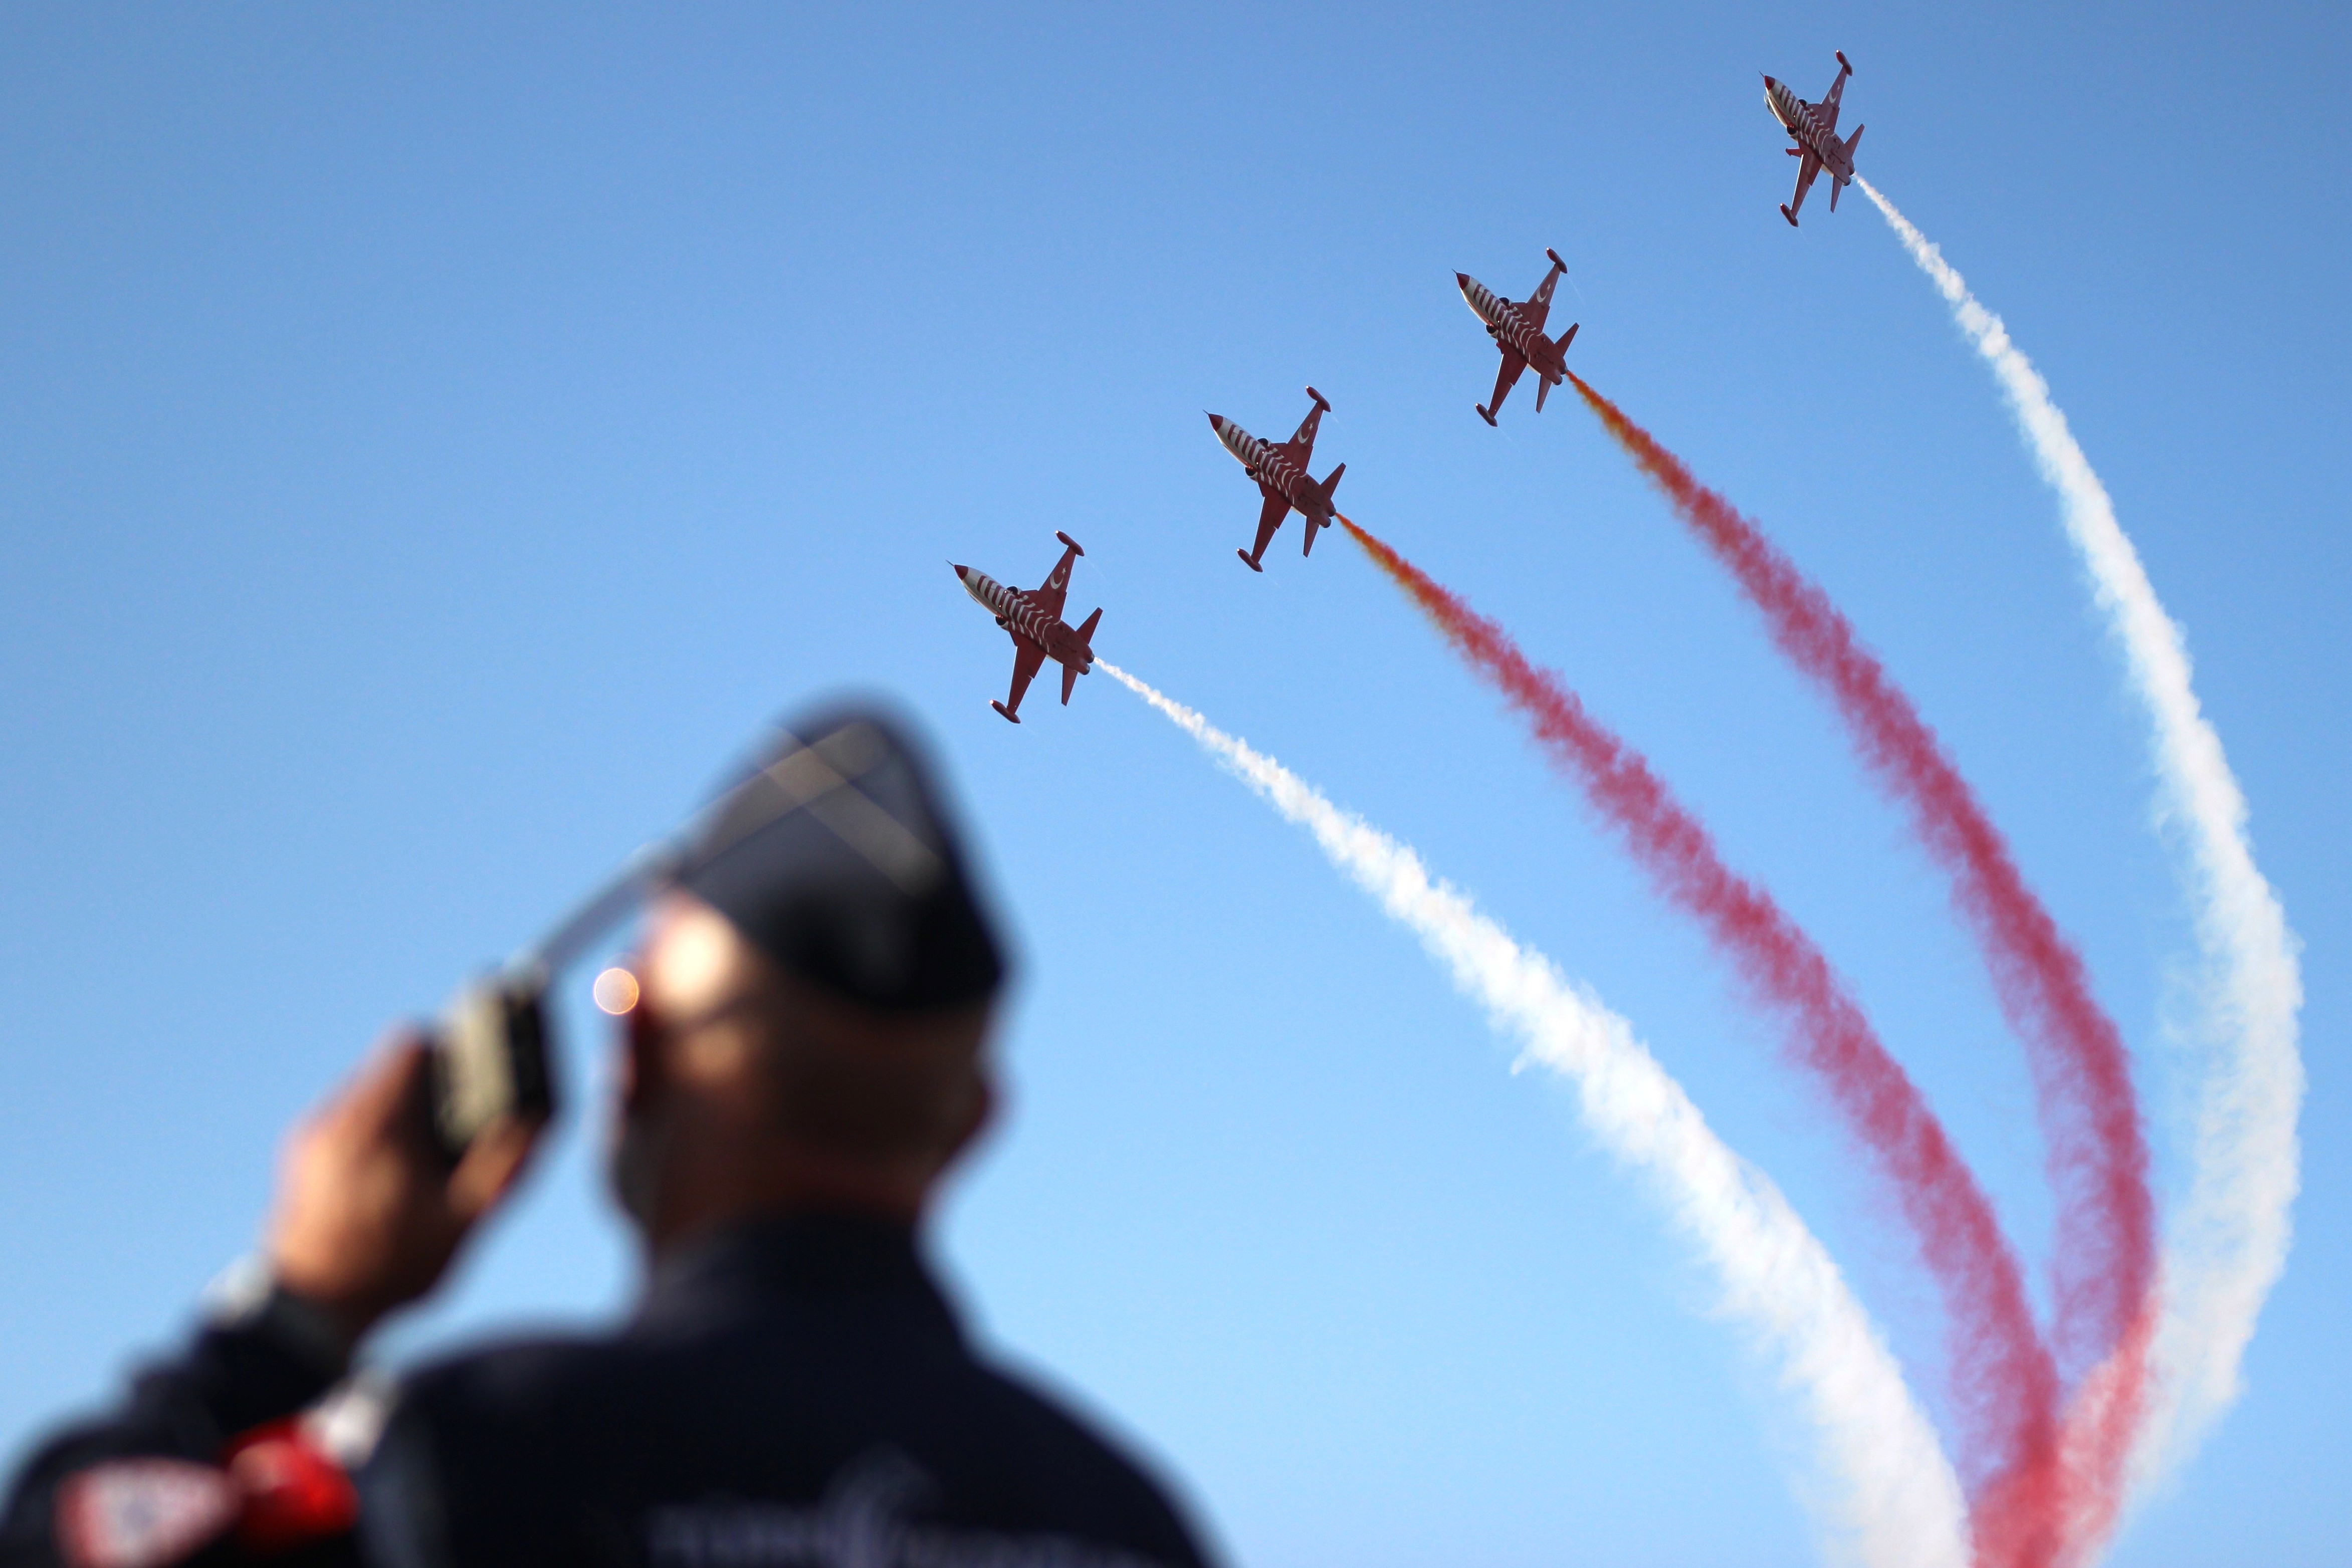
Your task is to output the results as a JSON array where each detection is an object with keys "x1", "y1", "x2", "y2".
[{"x1": 202, "y1": 1254, "x2": 360, "y2": 1378}]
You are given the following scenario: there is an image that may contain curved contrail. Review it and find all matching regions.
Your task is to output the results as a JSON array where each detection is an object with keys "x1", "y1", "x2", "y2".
[
  {"x1": 1337, "y1": 517, "x2": 2058, "y2": 1545},
  {"x1": 1858, "y1": 175, "x2": 2305, "y2": 1524},
  {"x1": 1562, "y1": 370, "x2": 2154, "y2": 1568},
  {"x1": 1099, "y1": 659, "x2": 1969, "y2": 1568}
]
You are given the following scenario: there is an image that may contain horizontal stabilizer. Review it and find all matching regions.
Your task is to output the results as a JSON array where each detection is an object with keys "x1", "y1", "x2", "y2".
[
  {"x1": 1060, "y1": 661, "x2": 1079, "y2": 705},
  {"x1": 1074, "y1": 606, "x2": 1102, "y2": 654},
  {"x1": 1553, "y1": 321, "x2": 1579, "y2": 355}
]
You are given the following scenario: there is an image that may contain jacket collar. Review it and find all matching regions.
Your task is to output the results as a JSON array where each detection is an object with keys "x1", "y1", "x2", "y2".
[{"x1": 635, "y1": 1212, "x2": 961, "y2": 1341}]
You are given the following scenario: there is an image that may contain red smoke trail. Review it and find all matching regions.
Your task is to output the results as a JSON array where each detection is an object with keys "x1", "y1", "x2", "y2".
[
  {"x1": 1338, "y1": 515, "x2": 2063, "y2": 1564},
  {"x1": 1565, "y1": 372, "x2": 2155, "y2": 1558}
]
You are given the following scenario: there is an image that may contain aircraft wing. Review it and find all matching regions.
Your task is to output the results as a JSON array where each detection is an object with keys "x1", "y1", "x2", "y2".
[
  {"x1": 1033, "y1": 543, "x2": 1078, "y2": 619},
  {"x1": 1787, "y1": 149, "x2": 1821, "y2": 218},
  {"x1": 1003, "y1": 638, "x2": 1046, "y2": 718},
  {"x1": 1286, "y1": 398, "x2": 1325, "y2": 463},
  {"x1": 1523, "y1": 267, "x2": 1560, "y2": 333},
  {"x1": 1248, "y1": 488, "x2": 1288, "y2": 562},
  {"x1": 1819, "y1": 65, "x2": 1847, "y2": 132},
  {"x1": 1485, "y1": 349, "x2": 1528, "y2": 419}
]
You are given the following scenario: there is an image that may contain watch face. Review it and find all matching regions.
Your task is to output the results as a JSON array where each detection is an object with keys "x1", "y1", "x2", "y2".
[{"x1": 200, "y1": 1253, "x2": 274, "y2": 1325}]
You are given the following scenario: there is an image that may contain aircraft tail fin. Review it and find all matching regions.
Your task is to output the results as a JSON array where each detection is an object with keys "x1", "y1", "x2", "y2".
[
  {"x1": 1303, "y1": 464, "x2": 1344, "y2": 556},
  {"x1": 1062, "y1": 609, "x2": 1102, "y2": 704},
  {"x1": 1534, "y1": 322, "x2": 1578, "y2": 410},
  {"x1": 1831, "y1": 126, "x2": 1863, "y2": 212},
  {"x1": 1831, "y1": 129, "x2": 1861, "y2": 210}
]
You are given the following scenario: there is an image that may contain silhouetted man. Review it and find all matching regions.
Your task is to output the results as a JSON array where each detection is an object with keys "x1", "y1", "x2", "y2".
[{"x1": 3, "y1": 708, "x2": 1213, "y2": 1568}]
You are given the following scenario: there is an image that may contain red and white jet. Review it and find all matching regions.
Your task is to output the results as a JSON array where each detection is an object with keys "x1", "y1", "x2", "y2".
[
  {"x1": 1456, "y1": 250, "x2": 1579, "y2": 426},
  {"x1": 1764, "y1": 51, "x2": 1862, "y2": 227},
  {"x1": 951, "y1": 531, "x2": 1101, "y2": 725},
  {"x1": 1206, "y1": 388, "x2": 1346, "y2": 572}
]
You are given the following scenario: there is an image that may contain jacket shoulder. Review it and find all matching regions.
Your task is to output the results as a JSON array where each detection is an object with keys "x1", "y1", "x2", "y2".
[
  {"x1": 363, "y1": 1330, "x2": 1215, "y2": 1568},
  {"x1": 358, "y1": 1332, "x2": 638, "y2": 1568},
  {"x1": 948, "y1": 1358, "x2": 1213, "y2": 1565},
  {"x1": 398, "y1": 1332, "x2": 624, "y2": 1426}
]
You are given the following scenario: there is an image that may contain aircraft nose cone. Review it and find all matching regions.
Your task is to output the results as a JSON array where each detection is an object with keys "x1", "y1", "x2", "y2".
[
  {"x1": 1205, "y1": 412, "x2": 1225, "y2": 434},
  {"x1": 1455, "y1": 272, "x2": 1471, "y2": 290}
]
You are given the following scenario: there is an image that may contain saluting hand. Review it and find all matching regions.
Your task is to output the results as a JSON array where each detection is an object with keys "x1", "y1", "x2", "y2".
[{"x1": 266, "y1": 1034, "x2": 543, "y2": 1347}]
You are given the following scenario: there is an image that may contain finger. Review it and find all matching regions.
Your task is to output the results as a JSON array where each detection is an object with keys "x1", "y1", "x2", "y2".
[
  {"x1": 326, "y1": 1032, "x2": 433, "y2": 1141},
  {"x1": 446, "y1": 1112, "x2": 545, "y2": 1224}
]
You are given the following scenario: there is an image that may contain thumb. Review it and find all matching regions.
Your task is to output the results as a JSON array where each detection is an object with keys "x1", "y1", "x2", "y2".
[{"x1": 323, "y1": 1034, "x2": 433, "y2": 1144}]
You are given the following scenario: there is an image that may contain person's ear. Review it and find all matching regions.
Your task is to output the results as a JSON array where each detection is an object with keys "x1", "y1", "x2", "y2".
[
  {"x1": 621, "y1": 989, "x2": 665, "y2": 1116},
  {"x1": 947, "y1": 1074, "x2": 995, "y2": 1165}
]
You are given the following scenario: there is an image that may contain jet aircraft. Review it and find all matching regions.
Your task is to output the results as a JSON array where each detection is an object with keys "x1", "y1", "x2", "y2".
[
  {"x1": 950, "y1": 532, "x2": 1101, "y2": 724},
  {"x1": 1206, "y1": 388, "x2": 1346, "y2": 572},
  {"x1": 1456, "y1": 250, "x2": 1580, "y2": 426},
  {"x1": 1763, "y1": 51, "x2": 1863, "y2": 227}
]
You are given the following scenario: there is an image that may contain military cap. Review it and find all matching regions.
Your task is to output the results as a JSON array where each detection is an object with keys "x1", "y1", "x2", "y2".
[{"x1": 674, "y1": 704, "x2": 1006, "y2": 1012}]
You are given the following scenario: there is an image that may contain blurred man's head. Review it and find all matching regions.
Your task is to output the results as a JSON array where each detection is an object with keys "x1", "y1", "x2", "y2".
[
  {"x1": 605, "y1": 708, "x2": 1007, "y2": 1256},
  {"x1": 608, "y1": 893, "x2": 993, "y2": 1253}
]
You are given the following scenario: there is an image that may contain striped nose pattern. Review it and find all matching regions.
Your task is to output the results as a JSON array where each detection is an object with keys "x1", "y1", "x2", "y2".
[
  {"x1": 955, "y1": 565, "x2": 1005, "y2": 611},
  {"x1": 963, "y1": 567, "x2": 1055, "y2": 645},
  {"x1": 1464, "y1": 275, "x2": 1540, "y2": 360},
  {"x1": 1457, "y1": 274, "x2": 1505, "y2": 329},
  {"x1": 1214, "y1": 418, "x2": 1298, "y2": 494},
  {"x1": 1765, "y1": 78, "x2": 1810, "y2": 137}
]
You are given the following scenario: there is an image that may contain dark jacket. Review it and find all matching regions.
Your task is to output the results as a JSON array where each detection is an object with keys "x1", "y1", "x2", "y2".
[{"x1": 4, "y1": 1216, "x2": 1212, "y2": 1568}]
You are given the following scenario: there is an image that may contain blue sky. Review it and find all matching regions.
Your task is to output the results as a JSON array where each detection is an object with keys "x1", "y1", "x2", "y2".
[{"x1": 3, "y1": 5, "x2": 2346, "y2": 1563}]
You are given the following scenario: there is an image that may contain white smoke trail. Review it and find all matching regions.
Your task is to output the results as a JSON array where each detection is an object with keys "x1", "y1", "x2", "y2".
[
  {"x1": 1856, "y1": 177, "x2": 2306, "y2": 1501},
  {"x1": 1100, "y1": 661, "x2": 1969, "y2": 1568}
]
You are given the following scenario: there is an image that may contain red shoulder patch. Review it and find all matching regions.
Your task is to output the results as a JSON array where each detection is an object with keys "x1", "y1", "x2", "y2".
[{"x1": 226, "y1": 1419, "x2": 359, "y2": 1553}]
